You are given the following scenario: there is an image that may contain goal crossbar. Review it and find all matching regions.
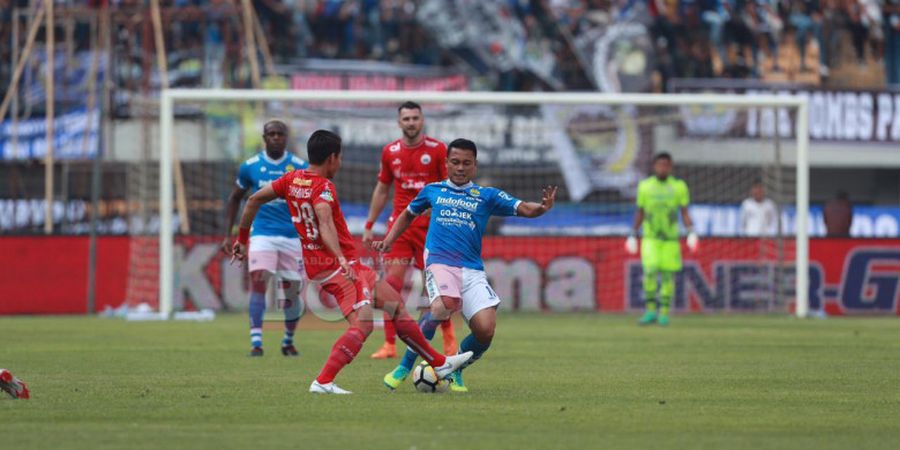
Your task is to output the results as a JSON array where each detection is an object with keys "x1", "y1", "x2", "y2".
[{"x1": 158, "y1": 89, "x2": 810, "y2": 318}]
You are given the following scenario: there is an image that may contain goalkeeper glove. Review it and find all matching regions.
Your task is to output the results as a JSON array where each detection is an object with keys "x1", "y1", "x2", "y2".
[
  {"x1": 625, "y1": 234, "x2": 639, "y2": 255},
  {"x1": 686, "y1": 229, "x2": 699, "y2": 253}
]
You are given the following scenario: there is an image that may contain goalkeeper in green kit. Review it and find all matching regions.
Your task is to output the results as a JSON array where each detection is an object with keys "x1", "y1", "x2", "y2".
[{"x1": 625, "y1": 152, "x2": 698, "y2": 326}]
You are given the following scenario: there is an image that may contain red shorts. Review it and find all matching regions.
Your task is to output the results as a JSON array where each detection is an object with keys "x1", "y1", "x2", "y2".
[
  {"x1": 319, "y1": 262, "x2": 377, "y2": 318},
  {"x1": 385, "y1": 216, "x2": 428, "y2": 269}
]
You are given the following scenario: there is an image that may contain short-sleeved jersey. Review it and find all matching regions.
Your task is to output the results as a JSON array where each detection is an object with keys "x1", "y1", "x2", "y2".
[
  {"x1": 636, "y1": 176, "x2": 690, "y2": 241},
  {"x1": 407, "y1": 180, "x2": 522, "y2": 271},
  {"x1": 237, "y1": 152, "x2": 309, "y2": 238},
  {"x1": 271, "y1": 170, "x2": 359, "y2": 279},
  {"x1": 378, "y1": 136, "x2": 448, "y2": 222}
]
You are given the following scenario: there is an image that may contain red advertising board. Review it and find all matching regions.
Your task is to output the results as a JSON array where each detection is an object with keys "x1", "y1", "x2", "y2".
[
  {"x1": 2, "y1": 236, "x2": 899, "y2": 315},
  {"x1": 0, "y1": 236, "x2": 130, "y2": 314}
]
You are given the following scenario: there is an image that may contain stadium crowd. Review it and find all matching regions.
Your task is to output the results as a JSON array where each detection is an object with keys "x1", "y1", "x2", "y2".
[
  {"x1": 1, "y1": 0, "x2": 900, "y2": 97},
  {"x1": 553, "y1": 0, "x2": 900, "y2": 83}
]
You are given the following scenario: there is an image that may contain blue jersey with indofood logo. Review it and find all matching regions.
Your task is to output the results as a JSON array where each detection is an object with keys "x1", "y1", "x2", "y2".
[
  {"x1": 236, "y1": 151, "x2": 309, "y2": 237},
  {"x1": 407, "y1": 180, "x2": 522, "y2": 271}
]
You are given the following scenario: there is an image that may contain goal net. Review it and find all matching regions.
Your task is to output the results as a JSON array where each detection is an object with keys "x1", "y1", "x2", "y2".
[{"x1": 127, "y1": 90, "x2": 808, "y2": 319}]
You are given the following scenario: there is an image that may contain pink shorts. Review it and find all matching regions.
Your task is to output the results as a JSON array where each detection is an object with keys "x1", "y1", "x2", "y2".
[
  {"x1": 424, "y1": 263, "x2": 500, "y2": 321},
  {"x1": 248, "y1": 236, "x2": 304, "y2": 280}
]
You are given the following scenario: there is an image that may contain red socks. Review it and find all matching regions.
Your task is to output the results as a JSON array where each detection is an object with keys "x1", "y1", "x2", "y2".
[
  {"x1": 316, "y1": 327, "x2": 366, "y2": 384},
  {"x1": 382, "y1": 313, "x2": 396, "y2": 345},
  {"x1": 394, "y1": 315, "x2": 446, "y2": 367},
  {"x1": 382, "y1": 275, "x2": 404, "y2": 345}
]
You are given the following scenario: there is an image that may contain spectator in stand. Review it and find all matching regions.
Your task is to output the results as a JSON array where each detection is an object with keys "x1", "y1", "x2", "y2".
[
  {"x1": 723, "y1": 0, "x2": 758, "y2": 76},
  {"x1": 0, "y1": 0, "x2": 11, "y2": 94},
  {"x1": 750, "y1": 0, "x2": 783, "y2": 72},
  {"x1": 886, "y1": 1, "x2": 900, "y2": 84},
  {"x1": 700, "y1": 0, "x2": 731, "y2": 68},
  {"x1": 860, "y1": 0, "x2": 883, "y2": 62},
  {"x1": 824, "y1": 191, "x2": 853, "y2": 237},
  {"x1": 845, "y1": 0, "x2": 870, "y2": 64},
  {"x1": 740, "y1": 180, "x2": 779, "y2": 237},
  {"x1": 789, "y1": 0, "x2": 828, "y2": 75},
  {"x1": 290, "y1": 0, "x2": 315, "y2": 59}
]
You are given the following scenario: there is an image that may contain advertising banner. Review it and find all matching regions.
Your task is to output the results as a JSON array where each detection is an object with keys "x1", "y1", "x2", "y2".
[
  {"x1": 3, "y1": 237, "x2": 899, "y2": 316},
  {"x1": 0, "y1": 108, "x2": 100, "y2": 160},
  {"x1": 670, "y1": 80, "x2": 900, "y2": 143}
]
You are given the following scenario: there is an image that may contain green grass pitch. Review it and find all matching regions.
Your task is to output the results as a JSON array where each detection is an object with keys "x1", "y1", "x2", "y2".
[{"x1": 2, "y1": 313, "x2": 899, "y2": 449}]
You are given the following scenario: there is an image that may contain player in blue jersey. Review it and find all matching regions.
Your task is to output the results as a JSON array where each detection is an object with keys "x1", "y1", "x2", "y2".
[
  {"x1": 223, "y1": 120, "x2": 309, "y2": 357},
  {"x1": 373, "y1": 138, "x2": 557, "y2": 392}
]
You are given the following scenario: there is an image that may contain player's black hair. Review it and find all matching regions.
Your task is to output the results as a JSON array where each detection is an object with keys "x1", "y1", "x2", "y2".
[
  {"x1": 398, "y1": 101, "x2": 422, "y2": 113},
  {"x1": 306, "y1": 130, "x2": 342, "y2": 165},
  {"x1": 653, "y1": 152, "x2": 672, "y2": 163},
  {"x1": 263, "y1": 119, "x2": 288, "y2": 132},
  {"x1": 447, "y1": 138, "x2": 477, "y2": 158}
]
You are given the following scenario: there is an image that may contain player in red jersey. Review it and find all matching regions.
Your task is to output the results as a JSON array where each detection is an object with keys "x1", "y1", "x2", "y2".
[
  {"x1": 233, "y1": 130, "x2": 472, "y2": 394},
  {"x1": 362, "y1": 101, "x2": 457, "y2": 359}
]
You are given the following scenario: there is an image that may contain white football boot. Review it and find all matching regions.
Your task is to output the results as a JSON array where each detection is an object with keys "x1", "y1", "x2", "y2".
[
  {"x1": 433, "y1": 351, "x2": 473, "y2": 380},
  {"x1": 309, "y1": 380, "x2": 352, "y2": 395}
]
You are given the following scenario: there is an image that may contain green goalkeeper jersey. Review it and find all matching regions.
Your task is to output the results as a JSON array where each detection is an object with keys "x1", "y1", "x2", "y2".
[{"x1": 636, "y1": 176, "x2": 690, "y2": 241}]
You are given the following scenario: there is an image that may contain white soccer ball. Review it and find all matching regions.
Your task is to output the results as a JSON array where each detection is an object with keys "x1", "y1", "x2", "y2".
[{"x1": 413, "y1": 361, "x2": 449, "y2": 393}]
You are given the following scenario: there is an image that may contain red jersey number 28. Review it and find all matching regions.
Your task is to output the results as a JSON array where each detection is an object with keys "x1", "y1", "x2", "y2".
[{"x1": 291, "y1": 200, "x2": 319, "y2": 240}]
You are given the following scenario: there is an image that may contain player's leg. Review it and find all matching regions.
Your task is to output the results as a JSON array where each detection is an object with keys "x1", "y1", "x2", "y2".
[
  {"x1": 657, "y1": 241, "x2": 683, "y2": 327},
  {"x1": 374, "y1": 267, "x2": 466, "y2": 371},
  {"x1": 370, "y1": 259, "x2": 405, "y2": 359},
  {"x1": 384, "y1": 264, "x2": 461, "y2": 389},
  {"x1": 246, "y1": 237, "x2": 284, "y2": 355},
  {"x1": 310, "y1": 274, "x2": 375, "y2": 394},
  {"x1": 278, "y1": 277, "x2": 303, "y2": 355},
  {"x1": 639, "y1": 238, "x2": 660, "y2": 325},
  {"x1": 439, "y1": 314, "x2": 457, "y2": 355},
  {"x1": 458, "y1": 306, "x2": 496, "y2": 371},
  {"x1": 658, "y1": 272, "x2": 675, "y2": 326},
  {"x1": 275, "y1": 247, "x2": 304, "y2": 356},
  {"x1": 408, "y1": 229, "x2": 458, "y2": 355},
  {"x1": 247, "y1": 269, "x2": 272, "y2": 356},
  {"x1": 449, "y1": 268, "x2": 502, "y2": 392}
]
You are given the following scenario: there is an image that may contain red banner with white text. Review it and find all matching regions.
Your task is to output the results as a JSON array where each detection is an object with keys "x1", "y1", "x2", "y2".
[{"x1": 2, "y1": 237, "x2": 899, "y2": 315}]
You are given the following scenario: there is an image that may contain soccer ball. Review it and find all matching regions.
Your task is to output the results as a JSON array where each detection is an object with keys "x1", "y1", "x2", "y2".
[{"x1": 413, "y1": 361, "x2": 449, "y2": 393}]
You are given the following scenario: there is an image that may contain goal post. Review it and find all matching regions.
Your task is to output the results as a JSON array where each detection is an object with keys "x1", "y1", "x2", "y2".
[{"x1": 156, "y1": 89, "x2": 809, "y2": 318}]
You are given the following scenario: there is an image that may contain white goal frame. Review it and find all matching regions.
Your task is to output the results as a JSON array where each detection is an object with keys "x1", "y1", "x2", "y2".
[{"x1": 158, "y1": 89, "x2": 810, "y2": 318}]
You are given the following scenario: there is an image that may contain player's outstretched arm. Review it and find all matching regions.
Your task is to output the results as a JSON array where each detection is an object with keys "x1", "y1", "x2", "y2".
[
  {"x1": 232, "y1": 185, "x2": 278, "y2": 261},
  {"x1": 362, "y1": 181, "x2": 391, "y2": 244},
  {"x1": 371, "y1": 209, "x2": 415, "y2": 252},
  {"x1": 222, "y1": 185, "x2": 248, "y2": 256},
  {"x1": 516, "y1": 186, "x2": 558, "y2": 218},
  {"x1": 313, "y1": 202, "x2": 355, "y2": 281}
]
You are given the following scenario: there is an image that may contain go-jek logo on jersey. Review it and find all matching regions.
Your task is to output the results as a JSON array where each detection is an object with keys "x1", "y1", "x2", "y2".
[{"x1": 436, "y1": 196, "x2": 479, "y2": 212}]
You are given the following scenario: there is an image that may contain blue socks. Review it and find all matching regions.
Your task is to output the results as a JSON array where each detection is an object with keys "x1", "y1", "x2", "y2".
[
  {"x1": 398, "y1": 313, "x2": 492, "y2": 373},
  {"x1": 459, "y1": 333, "x2": 491, "y2": 371},
  {"x1": 249, "y1": 291, "x2": 266, "y2": 348},
  {"x1": 399, "y1": 312, "x2": 441, "y2": 371},
  {"x1": 282, "y1": 297, "x2": 301, "y2": 346}
]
